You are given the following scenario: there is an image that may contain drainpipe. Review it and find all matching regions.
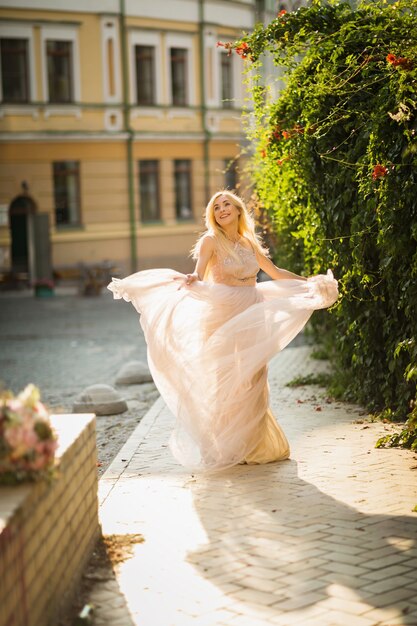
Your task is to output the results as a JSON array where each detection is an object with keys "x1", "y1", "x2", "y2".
[
  {"x1": 198, "y1": 0, "x2": 210, "y2": 200},
  {"x1": 120, "y1": 0, "x2": 137, "y2": 273}
]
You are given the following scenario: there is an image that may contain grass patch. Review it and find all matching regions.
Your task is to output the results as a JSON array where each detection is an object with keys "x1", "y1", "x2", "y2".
[
  {"x1": 286, "y1": 372, "x2": 332, "y2": 387},
  {"x1": 310, "y1": 347, "x2": 329, "y2": 361}
]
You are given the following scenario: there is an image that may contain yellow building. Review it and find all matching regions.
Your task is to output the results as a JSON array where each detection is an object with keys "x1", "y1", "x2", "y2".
[{"x1": 0, "y1": 0, "x2": 279, "y2": 280}]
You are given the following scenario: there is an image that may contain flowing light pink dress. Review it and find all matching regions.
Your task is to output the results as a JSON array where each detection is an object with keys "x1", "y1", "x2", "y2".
[{"x1": 108, "y1": 240, "x2": 338, "y2": 473}]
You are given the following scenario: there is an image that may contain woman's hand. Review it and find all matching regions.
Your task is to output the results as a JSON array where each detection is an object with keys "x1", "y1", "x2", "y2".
[
  {"x1": 185, "y1": 272, "x2": 199, "y2": 285},
  {"x1": 173, "y1": 272, "x2": 200, "y2": 290}
]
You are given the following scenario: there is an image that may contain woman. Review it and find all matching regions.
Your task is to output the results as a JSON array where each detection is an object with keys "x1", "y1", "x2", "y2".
[{"x1": 108, "y1": 191, "x2": 338, "y2": 472}]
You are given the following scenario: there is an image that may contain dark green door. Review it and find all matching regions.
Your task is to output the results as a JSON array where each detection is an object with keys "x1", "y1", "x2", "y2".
[{"x1": 10, "y1": 213, "x2": 28, "y2": 272}]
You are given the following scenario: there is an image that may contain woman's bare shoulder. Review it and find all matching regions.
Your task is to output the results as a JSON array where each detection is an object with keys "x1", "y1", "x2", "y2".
[{"x1": 200, "y1": 233, "x2": 216, "y2": 250}]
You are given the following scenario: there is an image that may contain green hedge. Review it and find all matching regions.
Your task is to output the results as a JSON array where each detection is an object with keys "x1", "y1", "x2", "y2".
[{"x1": 231, "y1": 0, "x2": 417, "y2": 432}]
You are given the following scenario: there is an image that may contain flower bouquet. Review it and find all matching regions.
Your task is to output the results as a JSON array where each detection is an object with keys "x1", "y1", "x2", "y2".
[{"x1": 0, "y1": 384, "x2": 58, "y2": 485}]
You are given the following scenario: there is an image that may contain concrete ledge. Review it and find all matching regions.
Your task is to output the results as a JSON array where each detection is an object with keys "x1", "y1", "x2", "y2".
[{"x1": 0, "y1": 414, "x2": 100, "y2": 626}]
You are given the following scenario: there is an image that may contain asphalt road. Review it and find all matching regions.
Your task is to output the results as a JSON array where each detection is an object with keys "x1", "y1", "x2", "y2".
[{"x1": 0, "y1": 287, "x2": 148, "y2": 411}]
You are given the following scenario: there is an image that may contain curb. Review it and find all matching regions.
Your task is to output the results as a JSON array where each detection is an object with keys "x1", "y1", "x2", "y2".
[{"x1": 98, "y1": 395, "x2": 165, "y2": 506}]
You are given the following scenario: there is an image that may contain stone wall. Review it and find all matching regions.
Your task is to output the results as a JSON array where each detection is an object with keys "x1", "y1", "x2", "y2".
[{"x1": 0, "y1": 414, "x2": 100, "y2": 626}]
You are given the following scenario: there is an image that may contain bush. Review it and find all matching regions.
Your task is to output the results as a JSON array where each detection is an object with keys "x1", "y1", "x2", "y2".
[{"x1": 232, "y1": 0, "x2": 417, "y2": 427}]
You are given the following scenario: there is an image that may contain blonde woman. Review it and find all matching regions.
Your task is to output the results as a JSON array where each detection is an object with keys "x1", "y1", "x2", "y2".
[{"x1": 108, "y1": 191, "x2": 338, "y2": 472}]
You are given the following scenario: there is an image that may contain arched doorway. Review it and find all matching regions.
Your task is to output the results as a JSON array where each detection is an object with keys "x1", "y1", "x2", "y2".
[{"x1": 9, "y1": 194, "x2": 37, "y2": 274}]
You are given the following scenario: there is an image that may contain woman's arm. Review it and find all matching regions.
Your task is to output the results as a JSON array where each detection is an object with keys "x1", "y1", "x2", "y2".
[
  {"x1": 257, "y1": 253, "x2": 307, "y2": 281},
  {"x1": 184, "y1": 235, "x2": 215, "y2": 285}
]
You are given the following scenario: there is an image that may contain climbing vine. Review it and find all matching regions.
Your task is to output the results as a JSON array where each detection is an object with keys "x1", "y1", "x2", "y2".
[{"x1": 226, "y1": 0, "x2": 417, "y2": 444}]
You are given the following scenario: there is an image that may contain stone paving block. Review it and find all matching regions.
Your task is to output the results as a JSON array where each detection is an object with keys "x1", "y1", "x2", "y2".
[
  {"x1": 361, "y1": 563, "x2": 415, "y2": 582},
  {"x1": 405, "y1": 580, "x2": 417, "y2": 590},
  {"x1": 379, "y1": 612, "x2": 417, "y2": 626},
  {"x1": 362, "y1": 587, "x2": 417, "y2": 608},
  {"x1": 307, "y1": 609, "x2": 376, "y2": 626},
  {"x1": 272, "y1": 591, "x2": 327, "y2": 611},
  {"x1": 317, "y1": 596, "x2": 373, "y2": 616},
  {"x1": 243, "y1": 576, "x2": 282, "y2": 593},
  {"x1": 245, "y1": 565, "x2": 287, "y2": 581},
  {"x1": 233, "y1": 588, "x2": 279, "y2": 606},
  {"x1": 281, "y1": 579, "x2": 328, "y2": 598},
  {"x1": 315, "y1": 572, "x2": 380, "y2": 591},
  {"x1": 361, "y1": 574, "x2": 416, "y2": 595},
  {"x1": 365, "y1": 553, "x2": 414, "y2": 570},
  {"x1": 226, "y1": 600, "x2": 278, "y2": 620},
  {"x1": 362, "y1": 601, "x2": 417, "y2": 623},
  {"x1": 320, "y1": 561, "x2": 371, "y2": 577},
  {"x1": 317, "y1": 540, "x2": 365, "y2": 556},
  {"x1": 227, "y1": 615, "x2": 275, "y2": 626},
  {"x1": 270, "y1": 604, "x2": 328, "y2": 625}
]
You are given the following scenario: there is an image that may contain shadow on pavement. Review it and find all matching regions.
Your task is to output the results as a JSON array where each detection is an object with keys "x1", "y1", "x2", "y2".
[{"x1": 188, "y1": 459, "x2": 417, "y2": 622}]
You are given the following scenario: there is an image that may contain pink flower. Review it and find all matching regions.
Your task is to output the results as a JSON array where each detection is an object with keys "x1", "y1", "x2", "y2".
[
  {"x1": 5, "y1": 424, "x2": 38, "y2": 459},
  {"x1": 216, "y1": 41, "x2": 233, "y2": 56},
  {"x1": 0, "y1": 384, "x2": 57, "y2": 483}
]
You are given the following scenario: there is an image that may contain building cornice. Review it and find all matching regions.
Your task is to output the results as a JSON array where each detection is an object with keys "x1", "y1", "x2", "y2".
[
  {"x1": 0, "y1": 16, "x2": 81, "y2": 26},
  {"x1": 0, "y1": 131, "x2": 244, "y2": 142}
]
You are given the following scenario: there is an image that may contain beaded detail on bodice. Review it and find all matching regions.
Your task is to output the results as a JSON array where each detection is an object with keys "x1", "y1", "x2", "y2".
[{"x1": 210, "y1": 240, "x2": 260, "y2": 286}]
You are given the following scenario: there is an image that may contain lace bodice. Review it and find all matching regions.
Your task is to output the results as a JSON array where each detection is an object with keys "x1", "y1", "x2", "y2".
[{"x1": 210, "y1": 240, "x2": 260, "y2": 286}]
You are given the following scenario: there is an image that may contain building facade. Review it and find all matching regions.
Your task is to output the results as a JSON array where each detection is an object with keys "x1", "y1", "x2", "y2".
[{"x1": 0, "y1": 0, "x2": 280, "y2": 279}]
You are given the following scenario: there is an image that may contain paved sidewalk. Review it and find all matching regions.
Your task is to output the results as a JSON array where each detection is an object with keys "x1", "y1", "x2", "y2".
[{"x1": 96, "y1": 346, "x2": 417, "y2": 626}]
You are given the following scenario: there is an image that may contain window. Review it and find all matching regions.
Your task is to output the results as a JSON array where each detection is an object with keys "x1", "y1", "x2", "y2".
[
  {"x1": 139, "y1": 160, "x2": 160, "y2": 222},
  {"x1": 174, "y1": 160, "x2": 192, "y2": 220},
  {"x1": 135, "y1": 45, "x2": 155, "y2": 105},
  {"x1": 47, "y1": 40, "x2": 73, "y2": 103},
  {"x1": 224, "y1": 158, "x2": 238, "y2": 191},
  {"x1": 0, "y1": 38, "x2": 29, "y2": 103},
  {"x1": 53, "y1": 161, "x2": 81, "y2": 226},
  {"x1": 220, "y1": 52, "x2": 233, "y2": 109},
  {"x1": 170, "y1": 48, "x2": 188, "y2": 106}
]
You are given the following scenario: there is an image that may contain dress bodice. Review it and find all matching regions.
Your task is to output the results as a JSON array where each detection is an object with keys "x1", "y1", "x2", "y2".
[{"x1": 210, "y1": 240, "x2": 260, "y2": 286}]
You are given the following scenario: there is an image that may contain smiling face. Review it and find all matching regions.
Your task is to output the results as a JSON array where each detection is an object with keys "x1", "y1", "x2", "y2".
[{"x1": 213, "y1": 194, "x2": 240, "y2": 229}]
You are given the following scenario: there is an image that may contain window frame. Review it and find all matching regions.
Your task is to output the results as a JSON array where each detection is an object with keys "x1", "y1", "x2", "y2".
[
  {"x1": 166, "y1": 34, "x2": 195, "y2": 108},
  {"x1": 170, "y1": 47, "x2": 188, "y2": 107},
  {"x1": 41, "y1": 25, "x2": 81, "y2": 104},
  {"x1": 129, "y1": 31, "x2": 162, "y2": 106},
  {"x1": 0, "y1": 24, "x2": 36, "y2": 103},
  {"x1": 174, "y1": 159, "x2": 193, "y2": 221},
  {"x1": 135, "y1": 45, "x2": 156, "y2": 106},
  {"x1": 220, "y1": 51, "x2": 234, "y2": 109},
  {"x1": 52, "y1": 160, "x2": 82, "y2": 228},
  {"x1": 46, "y1": 40, "x2": 74, "y2": 104},
  {"x1": 0, "y1": 38, "x2": 29, "y2": 104},
  {"x1": 138, "y1": 159, "x2": 161, "y2": 223}
]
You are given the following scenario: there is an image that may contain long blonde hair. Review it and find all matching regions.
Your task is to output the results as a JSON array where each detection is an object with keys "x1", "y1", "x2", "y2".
[{"x1": 191, "y1": 191, "x2": 268, "y2": 276}]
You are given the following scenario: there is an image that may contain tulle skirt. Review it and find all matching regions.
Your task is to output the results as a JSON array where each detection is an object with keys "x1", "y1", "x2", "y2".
[{"x1": 108, "y1": 269, "x2": 338, "y2": 472}]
